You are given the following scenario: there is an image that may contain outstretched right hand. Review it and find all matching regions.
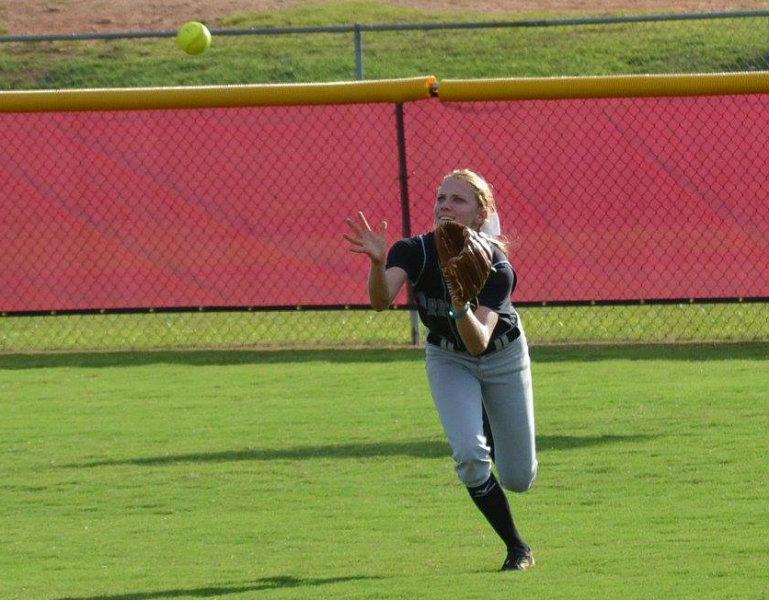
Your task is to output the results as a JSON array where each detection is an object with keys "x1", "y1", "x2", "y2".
[{"x1": 343, "y1": 211, "x2": 388, "y2": 265}]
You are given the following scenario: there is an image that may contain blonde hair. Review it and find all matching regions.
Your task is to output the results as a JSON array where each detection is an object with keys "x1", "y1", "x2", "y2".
[{"x1": 443, "y1": 168, "x2": 510, "y2": 254}]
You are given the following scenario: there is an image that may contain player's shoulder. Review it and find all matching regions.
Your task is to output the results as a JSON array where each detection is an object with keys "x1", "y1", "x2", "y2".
[
  {"x1": 489, "y1": 244, "x2": 516, "y2": 288},
  {"x1": 388, "y1": 233, "x2": 427, "y2": 264},
  {"x1": 489, "y1": 243, "x2": 512, "y2": 269},
  {"x1": 390, "y1": 231, "x2": 434, "y2": 256},
  {"x1": 398, "y1": 230, "x2": 434, "y2": 244},
  {"x1": 387, "y1": 232, "x2": 435, "y2": 284},
  {"x1": 393, "y1": 232, "x2": 425, "y2": 247}
]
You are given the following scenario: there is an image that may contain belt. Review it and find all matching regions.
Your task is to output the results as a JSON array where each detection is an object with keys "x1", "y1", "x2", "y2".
[{"x1": 427, "y1": 327, "x2": 520, "y2": 356}]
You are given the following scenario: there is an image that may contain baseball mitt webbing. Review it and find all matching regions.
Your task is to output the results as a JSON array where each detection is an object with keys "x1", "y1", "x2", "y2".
[{"x1": 434, "y1": 220, "x2": 495, "y2": 305}]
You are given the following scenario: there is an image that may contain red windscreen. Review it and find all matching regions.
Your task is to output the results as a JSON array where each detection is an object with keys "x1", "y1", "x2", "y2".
[
  {"x1": 404, "y1": 95, "x2": 769, "y2": 302},
  {"x1": 0, "y1": 104, "x2": 405, "y2": 311},
  {"x1": 2, "y1": 94, "x2": 768, "y2": 312}
]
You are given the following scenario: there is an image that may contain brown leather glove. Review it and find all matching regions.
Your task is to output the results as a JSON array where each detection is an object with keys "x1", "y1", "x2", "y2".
[{"x1": 434, "y1": 220, "x2": 495, "y2": 305}]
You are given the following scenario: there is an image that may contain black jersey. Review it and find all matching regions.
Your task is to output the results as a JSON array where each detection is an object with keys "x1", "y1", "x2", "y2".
[{"x1": 386, "y1": 231, "x2": 519, "y2": 352}]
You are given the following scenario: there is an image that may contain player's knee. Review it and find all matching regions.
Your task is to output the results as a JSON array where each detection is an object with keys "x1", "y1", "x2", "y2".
[
  {"x1": 454, "y1": 451, "x2": 492, "y2": 488},
  {"x1": 498, "y1": 460, "x2": 538, "y2": 493}
]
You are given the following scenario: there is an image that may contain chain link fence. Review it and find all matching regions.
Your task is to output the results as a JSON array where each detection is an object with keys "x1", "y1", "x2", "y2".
[
  {"x1": 2, "y1": 75, "x2": 768, "y2": 352},
  {"x1": 1, "y1": 11, "x2": 769, "y2": 89},
  {"x1": 3, "y1": 11, "x2": 769, "y2": 352}
]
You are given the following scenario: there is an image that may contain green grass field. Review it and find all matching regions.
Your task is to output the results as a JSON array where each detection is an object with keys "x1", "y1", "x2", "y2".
[
  {"x1": 0, "y1": 1, "x2": 767, "y2": 88},
  {"x1": 2, "y1": 343, "x2": 767, "y2": 599}
]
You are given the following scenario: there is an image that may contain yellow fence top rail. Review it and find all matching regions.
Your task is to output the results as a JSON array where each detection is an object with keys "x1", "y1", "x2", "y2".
[
  {"x1": 437, "y1": 72, "x2": 769, "y2": 101},
  {"x1": 0, "y1": 76, "x2": 437, "y2": 113},
  {"x1": 3, "y1": 72, "x2": 769, "y2": 113}
]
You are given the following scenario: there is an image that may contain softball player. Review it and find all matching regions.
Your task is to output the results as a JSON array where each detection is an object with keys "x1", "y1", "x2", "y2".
[{"x1": 344, "y1": 169, "x2": 537, "y2": 571}]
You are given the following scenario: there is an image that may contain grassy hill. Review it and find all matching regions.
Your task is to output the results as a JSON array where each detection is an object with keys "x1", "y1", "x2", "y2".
[{"x1": 0, "y1": 1, "x2": 767, "y2": 89}]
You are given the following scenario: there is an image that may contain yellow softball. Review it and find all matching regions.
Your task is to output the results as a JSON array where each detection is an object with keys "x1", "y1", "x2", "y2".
[{"x1": 176, "y1": 21, "x2": 211, "y2": 55}]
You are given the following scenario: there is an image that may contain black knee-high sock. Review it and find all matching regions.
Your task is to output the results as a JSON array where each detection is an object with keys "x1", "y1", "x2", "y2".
[{"x1": 467, "y1": 474, "x2": 527, "y2": 552}]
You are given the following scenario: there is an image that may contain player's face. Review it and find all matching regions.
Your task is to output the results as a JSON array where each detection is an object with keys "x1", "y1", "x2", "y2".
[{"x1": 435, "y1": 176, "x2": 487, "y2": 229}]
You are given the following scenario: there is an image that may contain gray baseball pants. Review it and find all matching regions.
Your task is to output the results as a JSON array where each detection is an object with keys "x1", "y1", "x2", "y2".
[{"x1": 425, "y1": 330, "x2": 538, "y2": 491}]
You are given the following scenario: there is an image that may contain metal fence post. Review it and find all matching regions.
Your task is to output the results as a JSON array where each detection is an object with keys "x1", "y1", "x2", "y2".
[
  {"x1": 394, "y1": 102, "x2": 420, "y2": 346},
  {"x1": 354, "y1": 24, "x2": 364, "y2": 80}
]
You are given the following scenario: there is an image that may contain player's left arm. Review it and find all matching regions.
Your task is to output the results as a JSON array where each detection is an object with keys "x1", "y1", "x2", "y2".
[
  {"x1": 454, "y1": 255, "x2": 513, "y2": 355},
  {"x1": 454, "y1": 304, "x2": 499, "y2": 356}
]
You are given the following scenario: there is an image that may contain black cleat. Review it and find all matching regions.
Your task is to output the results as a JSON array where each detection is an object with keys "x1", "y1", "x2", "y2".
[{"x1": 501, "y1": 547, "x2": 535, "y2": 571}]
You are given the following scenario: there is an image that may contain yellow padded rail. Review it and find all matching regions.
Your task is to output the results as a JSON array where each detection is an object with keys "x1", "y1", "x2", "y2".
[
  {"x1": 0, "y1": 76, "x2": 437, "y2": 113},
  {"x1": 437, "y1": 72, "x2": 769, "y2": 101},
  {"x1": 3, "y1": 72, "x2": 768, "y2": 112}
]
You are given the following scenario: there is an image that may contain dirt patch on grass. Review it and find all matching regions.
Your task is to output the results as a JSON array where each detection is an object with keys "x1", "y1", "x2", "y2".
[{"x1": 1, "y1": 0, "x2": 767, "y2": 35}]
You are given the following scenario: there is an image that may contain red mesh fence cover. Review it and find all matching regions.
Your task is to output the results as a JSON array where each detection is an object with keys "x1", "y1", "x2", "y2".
[
  {"x1": 2, "y1": 94, "x2": 768, "y2": 312},
  {"x1": 404, "y1": 95, "x2": 769, "y2": 303},
  {"x1": 1, "y1": 104, "x2": 405, "y2": 311}
]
